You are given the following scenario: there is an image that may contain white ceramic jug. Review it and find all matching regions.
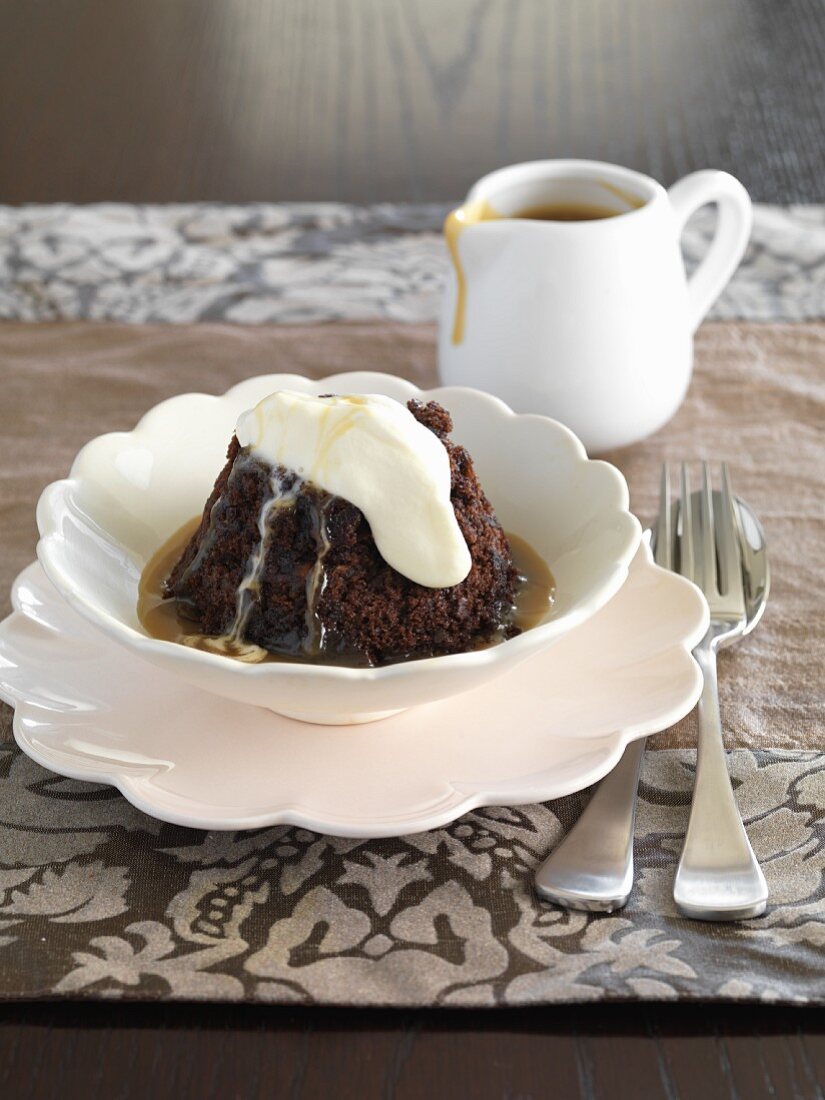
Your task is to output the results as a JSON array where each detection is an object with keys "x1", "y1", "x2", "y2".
[{"x1": 437, "y1": 160, "x2": 752, "y2": 453}]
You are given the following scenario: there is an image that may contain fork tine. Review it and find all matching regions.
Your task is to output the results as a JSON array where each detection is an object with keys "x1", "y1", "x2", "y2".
[
  {"x1": 678, "y1": 464, "x2": 696, "y2": 584},
  {"x1": 654, "y1": 464, "x2": 672, "y2": 570},
  {"x1": 718, "y1": 463, "x2": 746, "y2": 607},
  {"x1": 700, "y1": 462, "x2": 718, "y2": 594}
]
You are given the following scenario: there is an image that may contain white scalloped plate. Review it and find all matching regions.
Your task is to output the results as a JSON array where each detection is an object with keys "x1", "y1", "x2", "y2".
[
  {"x1": 0, "y1": 543, "x2": 708, "y2": 837},
  {"x1": 35, "y1": 372, "x2": 641, "y2": 723}
]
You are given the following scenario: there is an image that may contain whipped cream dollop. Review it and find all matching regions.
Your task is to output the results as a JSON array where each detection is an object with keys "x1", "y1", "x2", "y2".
[{"x1": 234, "y1": 391, "x2": 472, "y2": 588}]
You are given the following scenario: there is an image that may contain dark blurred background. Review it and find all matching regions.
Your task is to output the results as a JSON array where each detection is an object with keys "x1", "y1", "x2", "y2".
[{"x1": 1, "y1": 0, "x2": 824, "y2": 204}]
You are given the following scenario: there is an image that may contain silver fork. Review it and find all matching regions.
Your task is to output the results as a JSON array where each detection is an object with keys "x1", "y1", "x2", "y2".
[
  {"x1": 535, "y1": 464, "x2": 768, "y2": 920},
  {"x1": 672, "y1": 463, "x2": 767, "y2": 920},
  {"x1": 532, "y1": 468, "x2": 674, "y2": 913}
]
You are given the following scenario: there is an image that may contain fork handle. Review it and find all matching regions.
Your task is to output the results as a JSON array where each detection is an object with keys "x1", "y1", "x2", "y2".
[{"x1": 673, "y1": 640, "x2": 768, "y2": 920}]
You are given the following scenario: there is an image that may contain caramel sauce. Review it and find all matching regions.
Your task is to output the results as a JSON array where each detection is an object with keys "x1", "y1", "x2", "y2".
[
  {"x1": 514, "y1": 201, "x2": 623, "y2": 221},
  {"x1": 444, "y1": 181, "x2": 645, "y2": 345},
  {"x1": 443, "y1": 197, "x2": 502, "y2": 345},
  {"x1": 137, "y1": 519, "x2": 555, "y2": 666},
  {"x1": 508, "y1": 532, "x2": 556, "y2": 632},
  {"x1": 137, "y1": 516, "x2": 202, "y2": 649}
]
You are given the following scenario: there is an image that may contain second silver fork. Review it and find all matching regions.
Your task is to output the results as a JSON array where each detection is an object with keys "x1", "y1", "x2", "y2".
[
  {"x1": 535, "y1": 464, "x2": 768, "y2": 920},
  {"x1": 671, "y1": 464, "x2": 768, "y2": 919}
]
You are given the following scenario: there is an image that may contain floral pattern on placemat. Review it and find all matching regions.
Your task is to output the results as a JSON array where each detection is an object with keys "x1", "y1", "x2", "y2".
[
  {"x1": 1, "y1": 729, "x2": 822, "y2": 1006},
  {"x1": 0, "y1": 203, "x2": 823, "y2": 325}
]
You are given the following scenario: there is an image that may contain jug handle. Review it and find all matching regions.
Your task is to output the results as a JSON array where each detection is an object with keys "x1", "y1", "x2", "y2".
[{"x1": 667, "y1": 171, "x2": 752, "y2": 333}]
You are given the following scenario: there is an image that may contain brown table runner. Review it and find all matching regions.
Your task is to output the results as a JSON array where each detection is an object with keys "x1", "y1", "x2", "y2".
[{"x1": 0, "y1": 321, "x2": 823, "y2": 1005}]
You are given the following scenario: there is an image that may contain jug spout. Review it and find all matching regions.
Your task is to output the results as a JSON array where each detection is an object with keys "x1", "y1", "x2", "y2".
[{"x1": 444, "y1": 198, "x2": 503, "y2": 344}]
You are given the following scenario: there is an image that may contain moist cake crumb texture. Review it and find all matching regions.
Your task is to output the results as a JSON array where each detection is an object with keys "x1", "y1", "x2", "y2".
[{"x1": 164, "y1": 398, "x2": 519, "y2": 666}]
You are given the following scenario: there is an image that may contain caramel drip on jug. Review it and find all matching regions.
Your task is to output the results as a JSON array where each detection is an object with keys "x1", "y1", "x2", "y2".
[
  {"x1": 443, "y1": 198, "x2": 502, "y2": 345},
  {"x1": 444, "y1": 183, "x2": 644, "y2": 345}
]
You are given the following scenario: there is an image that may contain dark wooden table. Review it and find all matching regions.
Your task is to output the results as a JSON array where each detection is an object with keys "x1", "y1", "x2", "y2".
[
  {"x1": 2, "y1": 1001, "x2": 823, "y2": 1099},
  {"x1": 2, "y1": 0, "x2": 825, "y2": 204},
  {"x1": 1, "y1": 2, "x2": 824, "y2": 1096}
]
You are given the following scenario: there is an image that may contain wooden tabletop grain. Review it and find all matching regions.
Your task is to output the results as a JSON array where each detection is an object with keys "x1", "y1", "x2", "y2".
[
  {"x1": 1, "y1": 1001, "x2": 823, "y2": 1099},
  {"x1": 1, "y1": 2, "x2": 824, "y2": 1096},
  {"x1": 1, "y1": 0, "x2": 825, "y2": 204}
]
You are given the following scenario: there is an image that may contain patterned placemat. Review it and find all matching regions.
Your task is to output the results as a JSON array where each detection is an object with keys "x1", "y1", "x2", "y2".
[
  {"x1": 0, "y1": 202, "x2": 823, "y2": 325},
  {"x1": 0, "y1": 733, "x2": 821, "y2": 1006}
]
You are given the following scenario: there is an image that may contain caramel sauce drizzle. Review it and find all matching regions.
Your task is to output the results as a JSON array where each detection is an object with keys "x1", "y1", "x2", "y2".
[
  {"x1": 138, "y1": 518, "x2": 555, "y2": 668},
  {"x1": 443, "y1": 198, "x2": 503, "y2": 346}
]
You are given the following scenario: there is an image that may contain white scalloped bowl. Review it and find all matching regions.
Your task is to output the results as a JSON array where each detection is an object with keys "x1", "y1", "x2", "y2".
[{"x1": 36, "y1": 372, "x2": 641, "y2": 724}]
